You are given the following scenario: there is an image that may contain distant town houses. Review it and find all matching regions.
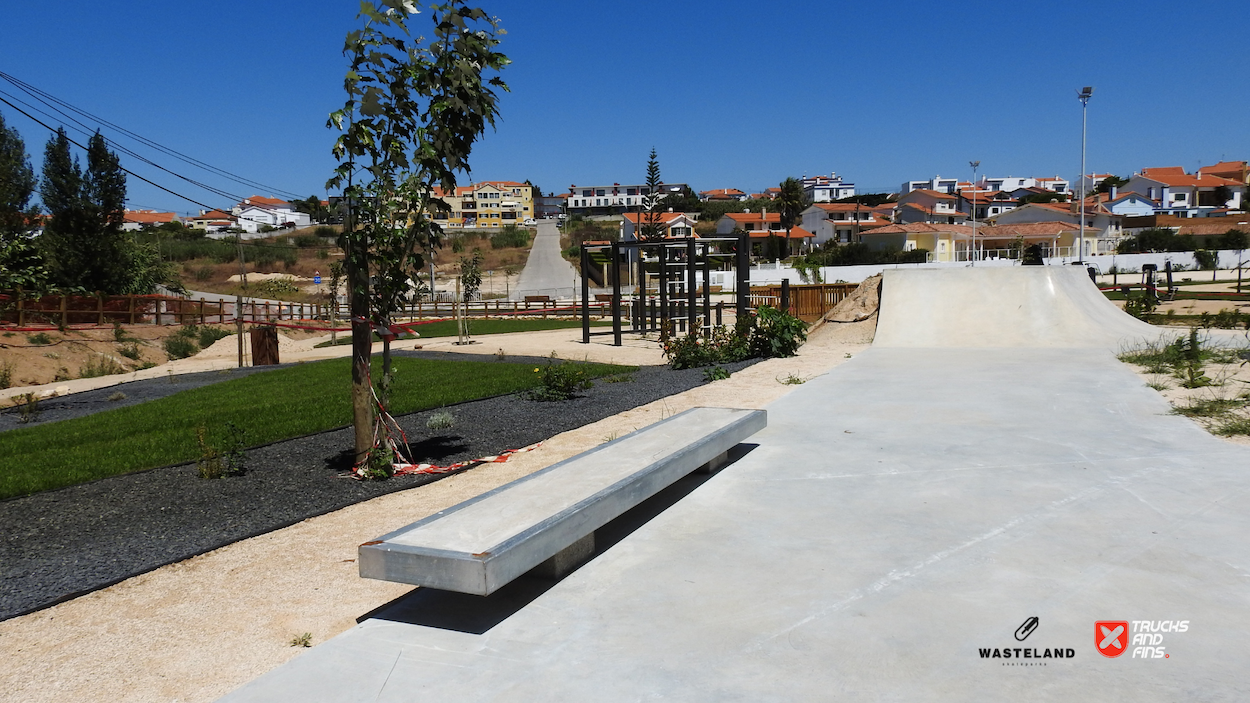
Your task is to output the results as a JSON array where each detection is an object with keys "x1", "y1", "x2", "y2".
[
  {"x1": 564, "y1": 182, "x2": 690, "y2": 216},
  {"x1": 430, "y1": 180, "x2": 534, "y2": 228},
  {"x1": 121, "y1": 210, "x2": 179, "y2": 231},
  {"x1": 189, "y1": 209, "x2": 236, "y2": 233},
  {"x1": 699, "y1": 188, "x2": 749, "y2": 202},
  {"x1": 620, "y1": 212, "x2": 698, "y2": 241},
  {"x1": 230, "y1": 196, "x2": 311, "y2": 233},
  {"x1": 800, "y1": 203, "x2": 892, "y2": 246},
  {"x1": 801, "y1": 173, "x2": 855, "y2": 202}
]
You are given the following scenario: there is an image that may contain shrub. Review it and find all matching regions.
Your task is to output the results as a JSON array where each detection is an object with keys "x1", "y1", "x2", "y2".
[
  {"x1": 164, "y1": 335, "x2": 199, "y2": 360},
  {"x1": 752, "y1": 306, "x2": 807, "y2": 358},
  {"x1": 11, "y1": 393, "x2": 41, "y2": 423},
  {"x1": 314, "y1": 225, "x2": 337, "y2": 238},
  {"x1": 198, "y1": 326, "x2": 232, "y2": 348},
  {"x1": 0, "y1": 360, "x2": 14, "y2": 389},
  {"x1": 316, "y1": 248, "x2": 330, "y2": 260},
  {"x1": 254, "y1": 276, "x2": 299, "y2": 297},
  {"x1": 118, "y1": 342, "x2": 143, "y2": 360},
  {"x1": 79, "y1": 354, "x2": 127, "y2": 379},
  {"x1": 194, "y1": 266, "x2": 214, "y2": 282},
  {"x1": 294, "y1": 235, "x2": 319, "y2": 248},
  {"x1": 426, "y1": 411, "x2": 455, "y2": 430},
  {"x1": 662, "y1": 306, "x2": 805, "y2": 369},
  {"x1": 703, "y1": 366, "x2": 731, "y2": 381},
  {"x1": 108, "y1": 391, "x2": 127, "y2": 402},
  {"x1": 491, "y1": 225, "x2": 531, "y2": 250},
  {"x1": 526, "y1": 354, "x2": 593, "y2": 401},
  {"x1": 27, "y1": 332, "x2": 53, "y2": 345}
]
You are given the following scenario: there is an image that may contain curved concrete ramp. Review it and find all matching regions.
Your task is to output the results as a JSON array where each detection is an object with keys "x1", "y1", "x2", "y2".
[{"x1": 875, "y1": 266, "x2": 1158, "y2": 349}]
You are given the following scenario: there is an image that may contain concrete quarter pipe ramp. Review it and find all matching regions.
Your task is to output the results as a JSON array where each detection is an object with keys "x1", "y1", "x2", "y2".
[
  {"x1": 221, "y1": 268, "x2": 1250, "y2": 701},
  {"x1": 875, "y1": 266, "x2": 1159, "y2": 348}
]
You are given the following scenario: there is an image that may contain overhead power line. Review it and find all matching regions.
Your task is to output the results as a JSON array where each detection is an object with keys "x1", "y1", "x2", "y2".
[{"x1": 0, "y1": 71, "x2": 307, "y2": 202}]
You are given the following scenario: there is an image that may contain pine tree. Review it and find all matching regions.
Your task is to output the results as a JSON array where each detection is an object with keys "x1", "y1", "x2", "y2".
[
  {"x1": 0, "y1": 111, "x2": 47, "y2": 291},
  {"x1": 640, "y1": 148, "x2": 663, "y2": 241},
  {"x1": 83, "y1": 131, "x2": 129, "y2": 291}
]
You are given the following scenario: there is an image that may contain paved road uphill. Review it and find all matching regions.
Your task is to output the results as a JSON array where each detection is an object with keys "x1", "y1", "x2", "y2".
[
  {"x1": 221, "y1": 267, "x2": 1250, "y2": 701},
  {"x1": 509, "y1": 220, "x2": 579, "y2": 300}
]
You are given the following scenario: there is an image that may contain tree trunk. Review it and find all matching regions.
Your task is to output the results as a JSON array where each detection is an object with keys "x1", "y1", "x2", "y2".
[
  {"x1": 381, "y1": 330, "x2": 392, "y2": 407},
  {"x1": 347, "y1": 236, "x2": 374, "y2": 465}
]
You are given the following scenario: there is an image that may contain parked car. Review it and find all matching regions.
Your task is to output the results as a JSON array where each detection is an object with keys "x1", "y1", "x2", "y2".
[{"x1": 523, "y1": 218, "x2": 536, "y2": 226}]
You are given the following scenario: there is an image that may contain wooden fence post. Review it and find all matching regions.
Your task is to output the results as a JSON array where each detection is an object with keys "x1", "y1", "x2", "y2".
[
  {"x1": 60, "y1": 294, "x2": 68, "y2": 328},
  {"x1": 97, "y1": 292, "x2": 105, "y2": 325},
  {"x1": 128, "y1": 295, "x2": 136, "y2": 324}
]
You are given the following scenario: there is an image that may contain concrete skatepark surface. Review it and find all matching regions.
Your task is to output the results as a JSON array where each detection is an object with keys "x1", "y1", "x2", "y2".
[{"x1": 217, "y1": 266, "x2": 1250, "y2": 700}]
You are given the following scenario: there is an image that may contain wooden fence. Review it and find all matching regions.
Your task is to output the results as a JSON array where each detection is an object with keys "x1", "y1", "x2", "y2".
[
  {"x1": 748, "y1": 283, "x2": 858, "y2": 320},
  {"x1": 0, "y1": 292, "x2": 599, "y2": 329}
]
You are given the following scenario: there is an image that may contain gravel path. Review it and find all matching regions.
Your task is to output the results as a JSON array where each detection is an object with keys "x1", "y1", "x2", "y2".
[{"x1": 0, "y1": 354, "x2": 757, "y2": 621}]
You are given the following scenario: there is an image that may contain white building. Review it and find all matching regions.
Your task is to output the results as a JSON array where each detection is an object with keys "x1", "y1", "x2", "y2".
[
  {"x1": 975, "y1": 175, "x2": 1070, "y2": 194},
  {"x1": 231, "y1": 196, "x2": 311, "y2": 233},
  {"x1": 1120, "y1": 167, "x2": 1243, "y2": 218},
  {"x1": 800, "y1": 203, "x2": 892, "y2": 245},
  {"x1": 566, "y1": 182, "x2": 690, "y2": 216},
  {"x1": 802, "y1": 173, "x2": 855, "y2": 202},
  {"x1": 902, "y1": 175, "x2": 964, "y2": 194}
]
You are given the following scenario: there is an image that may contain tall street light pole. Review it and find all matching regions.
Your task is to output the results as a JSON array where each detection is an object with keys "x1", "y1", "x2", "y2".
[
  {"x1": 969, "y1": 161, "x2": 980, "y2": 266},
  {"x1": 1077, "y1": 86, "x2": 1094, "y2": 264}
]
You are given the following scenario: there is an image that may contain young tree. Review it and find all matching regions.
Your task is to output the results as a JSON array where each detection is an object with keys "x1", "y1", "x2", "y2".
[
  {"x1": 640, "y1": 148, "x2": 664, "y2": 241},
  {"x1": 0, "y1": 111, "x2": 47, "y2": 291},
  {"x1": 328, "y1": 0, "x2": 508, "y2": 467},
  {"x1": 776, "y1": 176, "x2": 805, "y2": 259}
]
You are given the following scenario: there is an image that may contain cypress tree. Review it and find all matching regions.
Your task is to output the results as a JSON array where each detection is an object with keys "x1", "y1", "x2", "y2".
[
  {"x1": 84, "y1": 131, "x2": 129, "y2": 291},
  {"x1": 39, "y1": 129, "x2": 131, "y2": 292},
  {"x1": 0, "y1": 111, "x2": 47, "y2": 290},
  {"x1": 39, "y1": 127, "x2": 89, "y2": 289}
]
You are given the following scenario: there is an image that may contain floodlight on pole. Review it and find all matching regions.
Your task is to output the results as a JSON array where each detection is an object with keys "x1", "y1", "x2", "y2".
[
  {"x1": 1077, "y1": 86, "x2": 1094, "y2": 264},
  {"x1": 969, "y1": 161, "x2": 980, "y2": 266}
]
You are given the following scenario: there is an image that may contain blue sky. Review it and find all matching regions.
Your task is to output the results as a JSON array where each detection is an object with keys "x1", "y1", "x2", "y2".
[{"x1": 2, "y1": 0, "x2": 1248, "y2": 215}]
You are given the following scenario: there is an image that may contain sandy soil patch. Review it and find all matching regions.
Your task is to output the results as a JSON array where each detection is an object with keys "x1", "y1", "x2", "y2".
[{"x1": 0, "y1": 320, "x2": 874, "y2": 703}]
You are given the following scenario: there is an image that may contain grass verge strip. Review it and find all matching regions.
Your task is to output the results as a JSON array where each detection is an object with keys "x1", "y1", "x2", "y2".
[{"x1": 1, "y1": 356, "x2": 632, "y2": 499}]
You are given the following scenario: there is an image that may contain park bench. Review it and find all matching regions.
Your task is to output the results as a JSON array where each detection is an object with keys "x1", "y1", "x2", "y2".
[
  {"x1": 523, "y1": 295, "x2": 553, "y2": 305},
  {"x1": 358, "y1": 406, "x2": 767, "y2": 595}
]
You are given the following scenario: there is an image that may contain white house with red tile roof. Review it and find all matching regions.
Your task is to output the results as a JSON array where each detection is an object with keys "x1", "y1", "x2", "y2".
[
  {"x1": 895, "y1": 189, "x2": 968, "y2": 225},
  {"x1": 699, "y1": 188, "x2": 748, "y2": 202},
  {"x1": 231, "y1": 196, "x2": 311, "y2": 233},
  {"x1": 620, "y1": 212, "x2": 698, "y2": 241},
  {"x1": 800, "y1": 203, "x2": 891, "y2": 245},
  {"x1": 189, "y1": 209, "x2": 237, "y2": 233},
  {"x1": 984, "y1": 202, "x2": 1122, "y2": 256},
  {"x1": 1121, "y1": 167, "x2": 1243, "y2": 217},
  {"x1": 121, "y1": 210, "x2": 180, "y2": 231},
  {"x1": 955, "y1": 189, "x2": 1018, "y2": 219}
]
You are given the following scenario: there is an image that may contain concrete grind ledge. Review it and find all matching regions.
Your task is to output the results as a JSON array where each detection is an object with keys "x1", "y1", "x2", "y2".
[{"x1": 358, "y1": 406, "x2": 767, "y2": 595}]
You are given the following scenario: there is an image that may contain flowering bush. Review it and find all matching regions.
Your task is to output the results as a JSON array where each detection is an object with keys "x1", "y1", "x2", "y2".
[{"x1": 527, "y1": 353, "x2": 593, "y2": 401}]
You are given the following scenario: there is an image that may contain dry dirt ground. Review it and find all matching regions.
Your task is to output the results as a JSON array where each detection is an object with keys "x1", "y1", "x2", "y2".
[
  {"x1": 1120, "y1": 331, "x2": 1250, "y2": 449},
  {"x1": 0, "y1": 325, "x2": 324, "y2": 399},
  {"x1": 0, "y1": 319, "x2": 875, "y2": 703}
]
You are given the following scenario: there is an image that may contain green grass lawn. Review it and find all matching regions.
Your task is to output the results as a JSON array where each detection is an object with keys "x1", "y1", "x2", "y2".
[
  {"x1": 1, "y1": 356, "x2": 632, "y2": 499},
  {"x1": 314, "y1": 318, "x2": 611, "y2": 347}
]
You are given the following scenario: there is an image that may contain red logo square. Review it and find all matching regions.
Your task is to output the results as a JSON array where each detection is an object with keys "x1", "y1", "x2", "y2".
[{"x1": 1096, "y1": 621, "x2": 1129, "y2": 658}]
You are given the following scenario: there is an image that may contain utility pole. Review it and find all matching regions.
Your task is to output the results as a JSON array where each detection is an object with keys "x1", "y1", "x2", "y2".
[
  {"x1": 235, "y1": 235, "x2": 247, "y2": 367},
  {"x1": 1077, "y1": 86, "x2": 1094, "y2": 264},
  {"x1": 969, "y1": 161, "x2": 980, "y2": 265}
]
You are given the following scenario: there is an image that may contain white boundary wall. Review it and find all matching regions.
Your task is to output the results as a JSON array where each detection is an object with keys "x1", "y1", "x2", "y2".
[{"x1": 715, "y1": 250, "x2": 1250, "y2": 288}]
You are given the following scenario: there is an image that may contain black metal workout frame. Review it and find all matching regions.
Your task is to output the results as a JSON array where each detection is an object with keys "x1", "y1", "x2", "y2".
[{"x1": 580, "y1": 234, "x2": 752, "y2": 347}]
